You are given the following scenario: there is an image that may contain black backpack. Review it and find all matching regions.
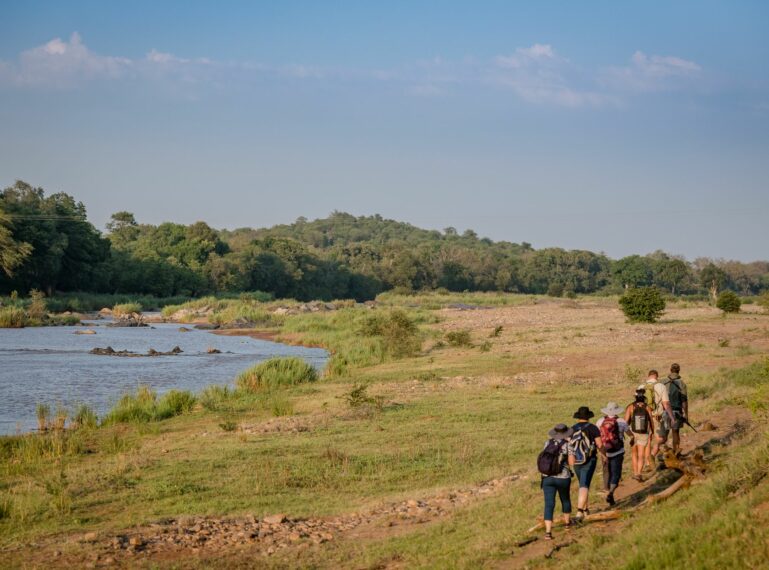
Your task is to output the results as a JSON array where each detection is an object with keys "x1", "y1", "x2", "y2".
[
  {"x1": 631, "y1": 402, "x2": 650, "y2": 434},
  {"x1": 666, "y1": 378, "x2": 684, "y2": 410},
  {"x1": 537, "y1": 439, "x2": 566, "y2": 476}
]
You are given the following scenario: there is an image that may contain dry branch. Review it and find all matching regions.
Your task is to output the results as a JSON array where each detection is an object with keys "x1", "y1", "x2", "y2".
[
  {"x1": 526, "y1": 510, "x2": 621, "y2": 533},
  {"x1": 640, "y1": 475, "x2": 692, "y2": 507}
]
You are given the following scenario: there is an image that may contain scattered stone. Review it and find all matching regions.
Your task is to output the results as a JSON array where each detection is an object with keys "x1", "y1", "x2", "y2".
[
  {"x1": 207, "y1": 347, "x2": 222, "y2": 354},
  {"x1": 73, "y1": 329, "x2": 97, "y2": 335},
  {"x1": 82, "y1": 531, "x2": 98, "y2": 542},
  {"x1": 263, "y1": 514, "x2": 287, "y2": 525},
  {"x1": 178, "y1": 327, "x2": 192, "y2": 332}
]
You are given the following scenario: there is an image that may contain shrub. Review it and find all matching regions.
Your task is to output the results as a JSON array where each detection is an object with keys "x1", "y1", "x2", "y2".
[
  {"x1": 479, "y1": 341, "x2": 492, "y2": 352},
  {"x1": 27, "y1": 289, "x2": 47, "y2": 321},
  {"x1": 490, "y1": 325, "x2": 503, "y2": 338},
  {"x1": 113, "y1": 302, "x2": 143, "y2": 317},
  {"x1": 344, "y1": 383, "x2": 384, "y2": 410},
  {"x1": 546, "y1": 283, "x2": 564, "y2": 297},
  {"x1": 619, "y1": 286, "x2": 666, "y2": 323},
  {"x1": 236, "y1": 357, "x2": 318, "y2": 392},
  {"x1": 0, "y1": 307, "x2": 28, "y2": 328},
  {"x1": 716, "y1": 291, "x2": 741, "y2": 314},
  {"x1": 446, "y1": 329, "x2": 472, "y2": 347},
  {"x1": 360, "y1": 309, "x2": 421, "y2": 357}
]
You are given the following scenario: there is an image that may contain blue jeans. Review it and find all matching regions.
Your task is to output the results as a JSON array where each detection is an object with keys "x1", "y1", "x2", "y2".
[
  {"x1": 602, "y1": 453, "x2": 624, "y2": 489},
  {"x1": 573, "y1": 456, "x2": 597, "y2": 489},
  {"x1": 542, "y1": 476, "x2": 572, "y2": 521}
]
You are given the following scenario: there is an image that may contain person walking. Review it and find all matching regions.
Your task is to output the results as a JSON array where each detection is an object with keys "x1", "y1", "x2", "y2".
[
  {"x1": 568, "y1": 406, "x2": 603, "y2": 519},
  {"x1": 625, "y1": 388, "x2": 654, "y2": 481},
  {"x1": 646, "y1": 369, "x2": 675, "y2": 470},
  {"x1": 663, "y1": 363, "x2": 689, "y2": 455},
  {"x1": 537, "y1": 423, "x2": 574, "y2": 540},
  {"x1": 596, "y1": 402, "x2": 630, "y2": 506}
]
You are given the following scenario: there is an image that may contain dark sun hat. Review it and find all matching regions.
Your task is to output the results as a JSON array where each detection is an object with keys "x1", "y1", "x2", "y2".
[
  {"x1": 548, "y1": 423, "x2": 574, "y2": 440},
  {"x1": 573, "y1": 406, "x2": 595, "y2": 420}
]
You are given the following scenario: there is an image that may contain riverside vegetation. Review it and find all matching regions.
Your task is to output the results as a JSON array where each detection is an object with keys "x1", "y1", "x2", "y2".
[{"x1": 2, "y1": 292, "x2": 769, "y2": 568}]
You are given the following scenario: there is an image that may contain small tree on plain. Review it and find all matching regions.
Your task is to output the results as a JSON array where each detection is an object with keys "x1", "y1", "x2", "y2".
[
  {"x1": 619, "y1": 286, "x2": 666, "y2": 323},
  {"x1": 716, "y1": 291, "x2": 741, "y2": 314}
]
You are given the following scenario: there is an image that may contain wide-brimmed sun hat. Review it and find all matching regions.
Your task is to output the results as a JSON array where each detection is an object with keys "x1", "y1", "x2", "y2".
[
  {"x1": 573, "y1": 406, "x2": 595, "y2": 420},
  {"x1": 548, "y1": 423, "x2": 574, "y2": 440},
  {"x1": 601, "y1": 402, "x2": 624, "y2": 416}
]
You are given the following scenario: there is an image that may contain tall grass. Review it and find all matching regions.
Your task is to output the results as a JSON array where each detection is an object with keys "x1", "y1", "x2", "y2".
[
  {"x1": 112, "y1": 302, "x2": 142, "y2": 316},
  {"x1": 0, "y1": 307, "x2": 28, "y2": 328},
  {"x1": 101, "y1": 386, "x2": 196, "y2": 425},
  {"x1": 236, "y1": 357, "x2": 318, "y2": 392}
]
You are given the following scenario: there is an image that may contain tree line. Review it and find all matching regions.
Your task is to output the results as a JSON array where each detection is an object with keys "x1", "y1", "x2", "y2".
[{"x1": 1, "y1": 180, "x2": 768, "y2": 302}]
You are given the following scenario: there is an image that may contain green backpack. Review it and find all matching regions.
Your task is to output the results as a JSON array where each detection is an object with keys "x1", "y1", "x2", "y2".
[{"x1": 666, "y1": 378, "x2": 684, "y2": 410}]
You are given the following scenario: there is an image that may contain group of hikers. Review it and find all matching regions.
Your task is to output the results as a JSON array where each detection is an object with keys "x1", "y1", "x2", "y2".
[{"x1": 537, "y1": 363, "x2": 689, "y2": 540}]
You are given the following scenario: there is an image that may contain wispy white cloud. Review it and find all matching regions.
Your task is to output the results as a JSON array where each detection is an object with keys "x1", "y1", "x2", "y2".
[
  {"x1": 491, "y1": 44, "x2": 615, "y2": 107},
  {"x1": 0, "y1": 34, "x2": 705, "y2": 109},
  {"x1": 602, "y1": 51, "x2": 702, "y2": 92},
  {"x1": 7, "y1": 32, "x2": 131, "y2": 86}
]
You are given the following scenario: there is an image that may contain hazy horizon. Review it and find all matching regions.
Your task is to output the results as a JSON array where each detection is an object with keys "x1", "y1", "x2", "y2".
[{"x1": 2, "y1": 1, "x2": 768, "y2": 261}]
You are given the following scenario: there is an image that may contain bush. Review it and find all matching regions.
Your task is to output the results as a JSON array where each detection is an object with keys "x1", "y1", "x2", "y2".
[
  {"x1": 446, "y1": 329, "x2": 473, "y2": 347},
  {"x1": 716, "y1": 291, "x2": 741, "y2": 314},
  {"x1": 236, "y1": 357, "x2": 318, "y2": 392},
  {"x1": 619, "y1": 286, "x2": 666, "y2": 323},
  {"x1": 360, "y1": 309, "x2": 421, "y2": 358},
  {"x1": 27, "y1": 289, "x2": 47, "y2": 321}
]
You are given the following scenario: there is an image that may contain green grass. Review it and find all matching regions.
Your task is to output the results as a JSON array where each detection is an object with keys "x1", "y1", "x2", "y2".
[
  {"x1": 101, "y1": 386, "x2": 196, "y2": 425},
  {"x1": 236, "y1": 357, "x2": 318, "y2": 391}
]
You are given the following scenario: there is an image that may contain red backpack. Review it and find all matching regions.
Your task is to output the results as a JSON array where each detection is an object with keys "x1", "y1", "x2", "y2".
[{"x1": 600, "y1": 416, "x2": 622, "y2": 452}]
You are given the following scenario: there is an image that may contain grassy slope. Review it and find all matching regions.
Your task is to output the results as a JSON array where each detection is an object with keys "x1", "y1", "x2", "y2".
[{"x1": 1, "y1": 293, "x2": 768, "y2": 568}]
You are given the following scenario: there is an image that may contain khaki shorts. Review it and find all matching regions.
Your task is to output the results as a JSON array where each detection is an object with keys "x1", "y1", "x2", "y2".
[
  {"x1": 656, "y1": 411, "x2": 682, "y2": 439},
  {"x1": 631, "y1": 433, "x2": 650, "y2": 447}
]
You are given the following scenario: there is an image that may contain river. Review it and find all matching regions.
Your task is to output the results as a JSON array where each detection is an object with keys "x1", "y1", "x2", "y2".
[{"x1": 0, "y1": 320, "x2": 327, "y2": 435}]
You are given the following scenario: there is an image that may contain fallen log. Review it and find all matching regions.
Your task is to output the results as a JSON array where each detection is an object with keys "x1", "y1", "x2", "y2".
[
  {"x1": 640, "y1": 475, "x2": 692, "y2": 507},
  {"x1": 526, "y1": 510, "x2": 621, "y2": 533}
]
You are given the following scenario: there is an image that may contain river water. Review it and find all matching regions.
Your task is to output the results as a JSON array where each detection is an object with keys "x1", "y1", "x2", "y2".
[{"x1": 0, "y1": 321, "x2": 327, "y2": 435}]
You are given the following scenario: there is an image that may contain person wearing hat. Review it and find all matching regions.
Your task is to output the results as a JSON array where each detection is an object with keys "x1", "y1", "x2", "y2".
[
  {"x1": 625, "y1": 386, "x2": 655, "y2": 481},
  {"x1": 568, "y1": 406, "x2": 603, "y2": 519},
  {"x1": 596, "y1": 402, "x2": 630, "y2": 506},
  {"x1": 540, "y1": 423, "x2": 575, "y2": 540}
]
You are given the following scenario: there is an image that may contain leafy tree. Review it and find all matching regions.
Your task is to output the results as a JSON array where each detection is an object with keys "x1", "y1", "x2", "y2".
[
  {"x1": 700, "y1": 263, "x2": 728, "y2": 304},
  {"x1": 716, "y1": 291, "x2": 741, "y2": 313},
  {"x1": 612, "y1": 255, "x2": 654, "y2": 289},
  {"x1": 0, "y1": 206, "x2": 32, "y2": 277},
  {"x1": 619, "y1": 286, "x2": 666, "y2": 323}
]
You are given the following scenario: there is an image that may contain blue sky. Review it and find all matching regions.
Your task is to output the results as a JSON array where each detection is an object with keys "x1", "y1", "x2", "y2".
[{"x1": 1, "y1": 1, "x2": 767, "y2": 260}]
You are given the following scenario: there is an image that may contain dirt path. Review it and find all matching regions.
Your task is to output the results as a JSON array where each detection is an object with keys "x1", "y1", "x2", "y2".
[{"x1": 496, "y1": 406, "x2": 753, "y2": 568}]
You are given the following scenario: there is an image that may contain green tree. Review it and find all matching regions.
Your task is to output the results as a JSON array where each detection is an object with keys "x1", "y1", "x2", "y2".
[
  {"x1": 700, "y1": 263, "x2": 728, "y2": 304},
  {"x1": 0, "y1": 206, "x2": 32, "y2": 277},
  {"x1": 619, "y1": 286, "x2": 666, "y2": 323}
]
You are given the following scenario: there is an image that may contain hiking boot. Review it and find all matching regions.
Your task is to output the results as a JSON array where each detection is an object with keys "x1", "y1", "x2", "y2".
[
  {"x1": 607, "y1": 493, "x2": 616, "y2": 506},
  {"x1": 544, "y1": 532, "x2": 553, "y2": 540}
]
